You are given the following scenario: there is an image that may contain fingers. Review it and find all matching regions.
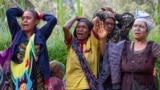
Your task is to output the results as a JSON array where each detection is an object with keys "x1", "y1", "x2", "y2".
[
  {"x1": 95, "y1": 21, "x2": 100, "y2": 30},
  {"x1": 76, "y1": 16, "x2": 86, "y2": 21},
  {"x1": 92, "y1": 16, "x2": 100, "y2": 23},
  {"x1": 101, "y1": 7, "x2": 106, "y2": 11},
  {"x1": 101, "y1": 6, "x2": 114, "y2": 13},
  {"x1": 99, "y1": 21, "x2": 104, "y2": 28},
  {"x1": 92, "y1": 17, "x2": 101, "y2": 30}
]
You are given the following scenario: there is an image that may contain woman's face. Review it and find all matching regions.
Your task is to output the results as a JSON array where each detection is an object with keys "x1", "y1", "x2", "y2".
[
  {"x1": 76, "y1": 22, "x2": 90, "y2": 40},
  {"x1": 104, "y1": 18, "x2": 115, "y2": 35},
  {"x1": 21, "y1": 11, "x2": 38, "y2": 32},
  {"x1": 132, "y1": 20, "x2": 148, "y2": 40}
]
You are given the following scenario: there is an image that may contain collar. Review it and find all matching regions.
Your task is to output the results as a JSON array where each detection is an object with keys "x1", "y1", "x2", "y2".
[{"x1": 77, "y1": 39, "x2": 88, "y2": 45}]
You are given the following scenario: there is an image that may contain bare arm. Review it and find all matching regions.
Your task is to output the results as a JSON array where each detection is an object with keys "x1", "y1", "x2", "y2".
[
  {"x1": 97, "y1": 21, "x2": 108, "y2": 57},
  {"x1": 63, "y1": 16, "x2": 83, "y2": 44}
]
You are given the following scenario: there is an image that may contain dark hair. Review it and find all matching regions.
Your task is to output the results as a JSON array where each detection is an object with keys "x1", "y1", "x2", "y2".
[
  {"x1": 25, "y1": 10, "x2": 40, "y2": 20},
  {"x1": 73, "y1": 18, "x2": 93, "y2": 37}
]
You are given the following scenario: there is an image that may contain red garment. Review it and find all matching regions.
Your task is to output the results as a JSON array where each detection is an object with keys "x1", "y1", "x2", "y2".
[{"x1": 48, "y1": 77, "x2": 64, "y2": 90}]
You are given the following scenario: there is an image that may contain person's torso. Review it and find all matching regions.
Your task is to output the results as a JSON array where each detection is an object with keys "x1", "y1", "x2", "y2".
[{"x1": 66, "y1": 32, "x2": 99, "y2": 89}]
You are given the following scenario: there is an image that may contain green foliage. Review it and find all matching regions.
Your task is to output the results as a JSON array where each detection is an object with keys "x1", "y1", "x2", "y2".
[
  {"x1": 155, "y1": 3, "x2": 160, "y2": 25},
  {"x1": 47, "y1": 28, "x2": 67, "y2": 65},
  {"x1": 56, "y1": 0, "x2": 64, "y2": 29},
  {"x1": 19, "y1": 0, "x2": 26, "y2": 9},
  {"x1": 1, "y1": 1, "x2": 160, "y2": 89},
  {"x1": 76, "y1": 0, "x2": 82, "y2": 16},
  {"x1": 156, "y1": 60, "x2": 160, "y2": 89},
  {"x1": 0, "y1": 0, "x2": 10, "y2": 50}
]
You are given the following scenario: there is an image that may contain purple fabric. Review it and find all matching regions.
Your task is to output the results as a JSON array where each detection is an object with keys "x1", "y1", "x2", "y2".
[
  {"x1": 48, "y1": 77, "x2": 64, "y2": 90},
  {"x1": 0, "y1": 46, "x2": 12, "y2": 73}
]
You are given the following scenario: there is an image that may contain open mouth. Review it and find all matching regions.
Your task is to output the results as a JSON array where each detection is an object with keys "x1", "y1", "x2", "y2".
[
  {"x1": 77, "y1": 33, "x2": 83, "y2": 36},
  {"x1": 22, "y1": 24, "x2": 29, "y2": 28}
]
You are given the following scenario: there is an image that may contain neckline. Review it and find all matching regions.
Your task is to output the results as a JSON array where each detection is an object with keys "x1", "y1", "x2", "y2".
[{"x1": 130, "y1": 41, "x2": 148, "y2": 54}]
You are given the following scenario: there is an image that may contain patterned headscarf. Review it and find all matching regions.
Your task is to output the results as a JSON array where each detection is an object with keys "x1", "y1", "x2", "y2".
[
  {"x1": 103, "y1": 11, "x2": 115, "y2": 20},
  {"x1": 50, "y1": 60, "x2": 65, "y2": 76},
  {"x1": 93, "y1": 10, "x2": 115, "y2": 21},
  {"x1": 135, "y1": 9, "x2": 154, "y2": 32}
]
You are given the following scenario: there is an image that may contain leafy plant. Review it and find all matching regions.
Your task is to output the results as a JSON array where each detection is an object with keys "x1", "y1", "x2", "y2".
[
  {"x1": 56, "y1": 0, "x2": 64, "y2": 29},
  {"x1": 0, "y1": 0, "x2": 10, "y2": 50},
  {"x1": 76, "y1": 0, "x2": 82, "y2": 16}
]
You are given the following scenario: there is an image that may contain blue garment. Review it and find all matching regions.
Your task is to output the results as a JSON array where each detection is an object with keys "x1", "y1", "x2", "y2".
[
  {"x1": 99, "y1": 40, "x2": 126, "y2": 90},
  {"x1": 6, "y1": 7, "x2": 57, "y2": 80}
]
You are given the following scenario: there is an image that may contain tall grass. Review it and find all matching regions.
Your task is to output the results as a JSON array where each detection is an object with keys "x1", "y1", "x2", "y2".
[
  {"x1": 47, "y1": 27, "x2": 67, "y2": 65},
  {"x1": 48, "y1": 0, "x2": 83, "y2": 64},
  {"x1": 76, "y1": 0, "x2": 82, "y2": 16},
  {"x1": 154, "y1": 3, "x2": 160, "y2": 89},
  {"x1": 1, "y1": 1, "x2": 160, "y2": 89},
  {"x1": 0, "y1": 0, "x2": 10, "y2": 50}
]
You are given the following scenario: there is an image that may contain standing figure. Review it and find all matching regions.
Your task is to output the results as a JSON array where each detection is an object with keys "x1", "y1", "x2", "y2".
[
  {"x1": 102, "y1": 10, "x2": 160, "y2": 90},
  {"x1": 63, "y1": 16, "x2": 106, "y2": 90},
  {"x1": 6, "y1": 7, "x2": 57, "y2": 90}
]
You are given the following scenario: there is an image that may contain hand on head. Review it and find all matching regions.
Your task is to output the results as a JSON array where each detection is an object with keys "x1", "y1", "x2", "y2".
[
  {"x1": 101, "y1": 6, "x2": 115, "y2": 14},
  {"x1": 76, "y1": 16, "x2": 86, "y2": 21}
]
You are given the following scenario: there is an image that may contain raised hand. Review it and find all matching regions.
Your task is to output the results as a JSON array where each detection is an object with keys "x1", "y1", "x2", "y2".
[
  {"x1": 92, "y1": 16, "x2": 100, "y2": 31},
  {"x1": 97, "y1": 21, "x2": 108, "y2": 40}
]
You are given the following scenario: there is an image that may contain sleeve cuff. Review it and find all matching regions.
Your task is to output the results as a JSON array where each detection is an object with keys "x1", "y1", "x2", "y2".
[
  {"x1": 39, "y1": 13, "x2": 43, "y2": 19},
  {"x1": 92, "y1": 29, "x2": 99, "y2": 39},
  {"x1": 45, "y1": 79, "x2": 49, "y2": 85}
]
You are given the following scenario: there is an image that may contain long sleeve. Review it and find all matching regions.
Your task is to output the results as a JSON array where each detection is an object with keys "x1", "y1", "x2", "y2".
[
  {"x1": 115, "y1": 13, "x2": 135, "y2": 37},
  {"x1": 6, "y1": 7, "x2": 23, "y2": 40},
  {"x1": 39, "y1": 13, "x2": 57, "y2": 40}
]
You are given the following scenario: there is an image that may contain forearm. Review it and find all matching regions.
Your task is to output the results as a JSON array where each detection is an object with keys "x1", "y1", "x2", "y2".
[
  {"x1": 6, "y1": 7, "x2": 23, "y2": 17},
  {"x1": 6, "y1": 7, "x2": 23, "y2": 39},
  {"x1": 63, "y1": 16, "x2": 77, "y2": 31},
  {"x1": 40, "y1": 13, "x2": 57, "y2": 40},
  {"x1": 63, "y1": 16, "x2": 77, "y2": 42},
  {"x1": 99, "y1": 38, "x2": 106, "y2": 57}
]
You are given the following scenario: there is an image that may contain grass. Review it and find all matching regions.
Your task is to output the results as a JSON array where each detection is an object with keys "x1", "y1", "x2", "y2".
[
  {"x1": 1, "y1": 0, "x2": 160, "y2": 89},
  {"x1": 47, "y1": 26, "x2": 67, "y2": 65}
]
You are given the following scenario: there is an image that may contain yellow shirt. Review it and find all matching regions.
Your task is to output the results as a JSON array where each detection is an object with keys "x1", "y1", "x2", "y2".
[{"x1": 66, "y1": 31, "x2": 99, "y2": 90}]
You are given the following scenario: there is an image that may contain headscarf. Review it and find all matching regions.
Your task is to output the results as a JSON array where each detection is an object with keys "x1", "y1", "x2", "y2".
[
  {"x1": 103, "y1": 11, "x2": 115, "y2": 21},
  {"x1": 74, "y1": 18, "x2": 93, "y2": 37},
  {"x1": 93, "y1": 10, "x2": 115, "y2": 21},
  {"x1": 50, "y1": 60, "x2": 65, "y2": 76},
  {"x1": 135, "y1": 9, "x2": 154, "y2": 32}
]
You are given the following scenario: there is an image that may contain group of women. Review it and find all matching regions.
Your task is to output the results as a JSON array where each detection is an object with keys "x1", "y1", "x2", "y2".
[{"x1": 0, "y1": 5, "x2": 159, "y2": 90}]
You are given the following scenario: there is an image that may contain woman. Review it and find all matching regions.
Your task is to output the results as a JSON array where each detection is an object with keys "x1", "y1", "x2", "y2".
[
  {"x1": 102, "y1": 10, "x2": 160, "y2": 90},
  {"x1": 120, "y1": 11, "x2": 160, "y2": 90},
  {"x1": 63, "y1": 16, "x2": 106, "y2": 90},
  {"x1": 6, "y1": 7, "x2": 57, "y2": 90},
  {"x1": 94, "y1": 7, "x2": 134, "y2": 43}
]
